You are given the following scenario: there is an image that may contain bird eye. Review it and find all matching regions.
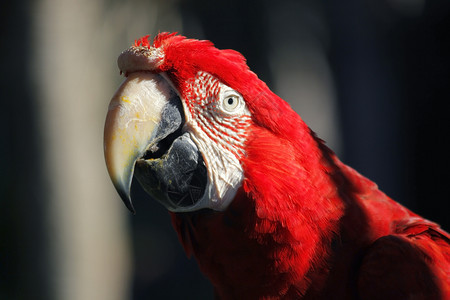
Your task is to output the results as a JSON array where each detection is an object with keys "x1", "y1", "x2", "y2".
[{"x1": 222, "y1": 94, "x2": 240, "y2": 112}]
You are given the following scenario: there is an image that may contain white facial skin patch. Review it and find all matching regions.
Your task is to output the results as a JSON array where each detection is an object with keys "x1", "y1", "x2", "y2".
[{"x1": 181, "y1": 71, "x2": 252, "y2": 211}]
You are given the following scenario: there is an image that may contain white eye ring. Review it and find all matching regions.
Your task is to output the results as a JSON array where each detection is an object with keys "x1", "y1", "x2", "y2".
[{"x1": 222, "y1": 94, "x2": 241, "y2": 112}]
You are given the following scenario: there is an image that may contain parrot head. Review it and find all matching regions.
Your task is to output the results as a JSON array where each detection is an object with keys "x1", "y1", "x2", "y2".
[{"x1": 104, "y1": 32, "x2": 305, "y2": 213}]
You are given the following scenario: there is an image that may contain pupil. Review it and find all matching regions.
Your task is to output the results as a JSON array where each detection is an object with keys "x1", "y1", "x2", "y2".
[{"x1": 227, "y1": 98, "x2": 234, "y2": 105}]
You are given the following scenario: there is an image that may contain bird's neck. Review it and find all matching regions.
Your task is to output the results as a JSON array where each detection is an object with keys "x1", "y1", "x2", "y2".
[
  {"x1": 171, "y1": 128, "x2": 350, "y2": 298},
  {"x1": 171, "y1": 187, "x2": 344, "y2": 298}
]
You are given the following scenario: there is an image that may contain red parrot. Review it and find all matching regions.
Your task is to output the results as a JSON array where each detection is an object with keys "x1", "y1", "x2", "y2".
[{"x1": 104, "y1": 33, "x2": 450, "y2": 299}]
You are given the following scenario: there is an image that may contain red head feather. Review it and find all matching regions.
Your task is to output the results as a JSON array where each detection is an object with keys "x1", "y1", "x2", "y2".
[{"x1": 135, "y1": 33, "x2": 308, "y2": 142}]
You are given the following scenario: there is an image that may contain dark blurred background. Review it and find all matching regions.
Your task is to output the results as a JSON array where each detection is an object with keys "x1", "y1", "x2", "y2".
[{"x1": 1, "y1": 0, "x2": 449, "y2": 299}]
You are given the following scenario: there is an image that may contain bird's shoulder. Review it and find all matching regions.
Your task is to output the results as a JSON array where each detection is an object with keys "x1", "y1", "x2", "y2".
[{"x1": 357, "y1": 218, "x2": 450, "y2": 300}]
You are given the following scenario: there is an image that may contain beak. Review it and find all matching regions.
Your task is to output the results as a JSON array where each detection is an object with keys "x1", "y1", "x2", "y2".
[{"x1": 104, "y1": 72, "x2": 179, "y2": 213}]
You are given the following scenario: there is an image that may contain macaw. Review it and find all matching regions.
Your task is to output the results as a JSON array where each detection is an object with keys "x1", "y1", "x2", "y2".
[{"x1": 104, "y1": 33, "x2": 450, "y2": 299}]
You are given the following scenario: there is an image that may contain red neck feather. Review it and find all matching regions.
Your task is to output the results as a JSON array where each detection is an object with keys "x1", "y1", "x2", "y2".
[{"x1": 171, "y1": 123, "x2": 347, "y2": 298}]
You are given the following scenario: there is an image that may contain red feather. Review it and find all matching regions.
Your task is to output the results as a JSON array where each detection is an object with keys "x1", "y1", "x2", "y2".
[{"x1": 134, "y1": 33, "x2": 450, "y2": 299}]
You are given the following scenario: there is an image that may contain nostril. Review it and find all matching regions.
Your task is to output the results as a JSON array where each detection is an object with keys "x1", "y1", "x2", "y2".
[{"x1": 118, "y1": 45, "x2": 164, "y2": 75}]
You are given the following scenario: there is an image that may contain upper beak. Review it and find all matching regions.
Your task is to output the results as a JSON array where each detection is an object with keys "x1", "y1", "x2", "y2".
[{"x1": 103, "y1": 72, "x2": 177, "y2": 213}]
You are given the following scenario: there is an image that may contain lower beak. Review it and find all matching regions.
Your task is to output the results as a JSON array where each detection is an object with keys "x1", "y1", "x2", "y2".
[{"x1": 103, "y1": 72, "x2": 180, "y2": 213}]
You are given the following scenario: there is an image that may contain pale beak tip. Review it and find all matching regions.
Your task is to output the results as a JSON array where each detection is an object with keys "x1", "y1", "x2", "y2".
[
  {"x1": 107, "y1": 164, "x2": 137, "y2": 214},
  {"x1": 119, "y1": 190, "x2": 136, "y2": 214}
]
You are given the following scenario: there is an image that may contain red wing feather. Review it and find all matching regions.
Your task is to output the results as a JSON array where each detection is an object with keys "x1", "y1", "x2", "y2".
[{"x1": 358, "y1": 222, "x2": 450, "y2": 299}]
